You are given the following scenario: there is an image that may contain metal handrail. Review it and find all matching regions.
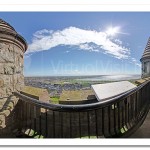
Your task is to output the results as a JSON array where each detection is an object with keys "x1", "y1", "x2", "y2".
[
  {"x1": 14, "y1": 80, "x2": 149, "y2": 111},
  {"x1": 13, "y1": 80, "x2": 150, "y2": 138}
]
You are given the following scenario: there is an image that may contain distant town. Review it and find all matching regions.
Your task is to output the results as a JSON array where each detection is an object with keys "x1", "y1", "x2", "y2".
[
  {"x1": 24, "y1": 76, "x2": 94, "y2": 98},
  {"x1": 24, "y1": 75, "x2": 140, "y2": 103}
]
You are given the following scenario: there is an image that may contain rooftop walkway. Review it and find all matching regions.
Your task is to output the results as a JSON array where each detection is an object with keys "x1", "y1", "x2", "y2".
[
  {"x1": 130, "y1": 110, "x2": 150, "y2": 138},
  {"x1": 129, "y1": 77, "x2": 150, "y2": 138}
]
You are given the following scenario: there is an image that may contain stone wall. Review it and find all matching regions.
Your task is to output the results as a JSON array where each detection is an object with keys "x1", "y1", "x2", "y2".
[
  {"x1": 141, "y1": 59, "x2": 150, "y2": 78},
  {"x1": 0, "y1": 19, "x2": 27, "y2": 137},
  {"x1": 0, "y1": 43, "x2": 24, "y2": 98}
]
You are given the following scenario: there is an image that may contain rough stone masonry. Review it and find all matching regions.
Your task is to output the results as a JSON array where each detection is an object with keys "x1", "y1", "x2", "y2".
[{"x1": 0, "y1": 19, "x2": 27, "y2": 137}]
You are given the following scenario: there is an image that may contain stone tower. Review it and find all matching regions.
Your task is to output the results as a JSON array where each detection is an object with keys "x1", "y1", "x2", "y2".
[
  {"x1": 0, "y1": 19, "x2": 27, "y2": 136},
  {"x1": 141, "y1": 37, "x2": 150, "y2": 78}
]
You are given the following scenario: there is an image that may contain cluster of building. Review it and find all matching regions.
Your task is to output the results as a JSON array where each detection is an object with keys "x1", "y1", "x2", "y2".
[{"x1": 24, "y1": 78, "x2": 90, "y2": 97}]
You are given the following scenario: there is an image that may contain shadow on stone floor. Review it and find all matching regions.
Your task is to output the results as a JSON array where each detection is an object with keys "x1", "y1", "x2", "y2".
[{"x1": 129, "y1": 110, "x2": 150, "y2": 138}]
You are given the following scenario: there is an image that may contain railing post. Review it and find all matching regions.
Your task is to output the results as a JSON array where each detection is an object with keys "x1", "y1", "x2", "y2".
[{"x1": 13, "y1": 80, "x2": 150, "y2": 138}]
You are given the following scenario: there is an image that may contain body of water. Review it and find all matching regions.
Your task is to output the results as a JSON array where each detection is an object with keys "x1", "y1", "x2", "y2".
[{"x1": 77, "y1": 74, "x2": 141, "y2": 81}]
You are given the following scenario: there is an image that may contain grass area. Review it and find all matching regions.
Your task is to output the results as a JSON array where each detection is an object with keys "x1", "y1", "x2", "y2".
[
  {"x1": 23, "y1": 86, "x2": 48, "y2": 97},
  {"x1": 50, "y1": 96, "x2": 60, "y2": 104},
  {"x1": 81, "y1": 82, "x2": 90, "y2": 87},
  {"x1": 60, "y1": 89, "x2": 95, "y2": 101}
]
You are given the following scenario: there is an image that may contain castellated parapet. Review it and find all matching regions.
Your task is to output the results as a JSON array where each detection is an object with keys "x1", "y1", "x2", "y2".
[{"x1": 0, "y1": 19, "x2": 27, "y2": 137}]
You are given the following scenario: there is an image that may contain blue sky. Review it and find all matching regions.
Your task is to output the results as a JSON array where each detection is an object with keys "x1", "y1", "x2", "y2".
[{"x1": 0, "y1": 12, "x2": 149, "y2": 76}]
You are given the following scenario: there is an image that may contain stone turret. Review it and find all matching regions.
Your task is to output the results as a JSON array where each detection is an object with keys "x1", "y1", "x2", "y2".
[
  {"x1": 141, "y1": 37, "x2": 150, "y2": 78},
  {"x1": 0, "y1": 19, "x2": 27, "y2": 136},
  {"x1": 0, "y1": 19, "x2": 27, "y2": 97}
]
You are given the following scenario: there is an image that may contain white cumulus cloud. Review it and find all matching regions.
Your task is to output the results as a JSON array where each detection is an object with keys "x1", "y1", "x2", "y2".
[{"x1": 26, "y1": 27, "x2": 130, "y2": 59}]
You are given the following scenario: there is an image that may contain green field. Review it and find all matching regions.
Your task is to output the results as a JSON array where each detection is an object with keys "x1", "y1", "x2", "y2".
[
  {"x1": 59, "y1": 89, "x2": 95, "y2": 101},
  {"x1": 50, "y1": 96, "x2": 60, "y2": 104},
  {"x1": 23, "y1": 86, "x2": 45, "y2": 96}
]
